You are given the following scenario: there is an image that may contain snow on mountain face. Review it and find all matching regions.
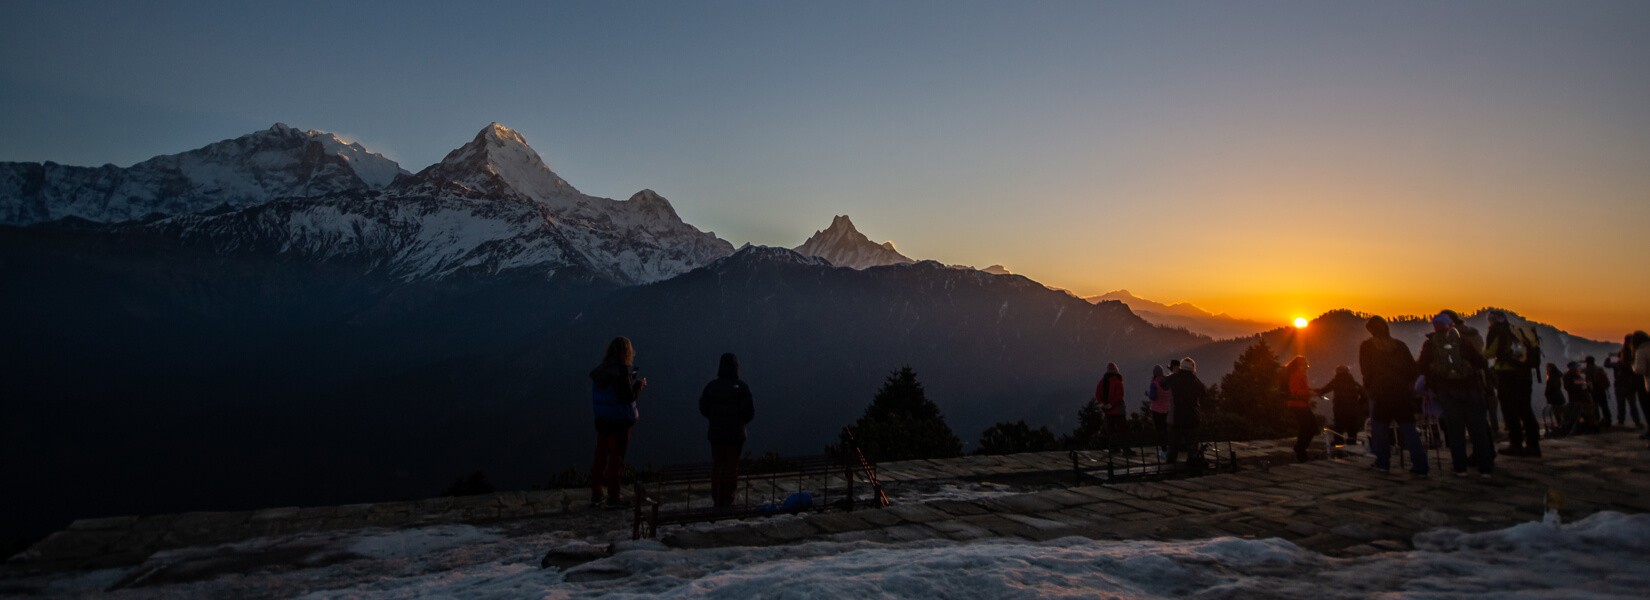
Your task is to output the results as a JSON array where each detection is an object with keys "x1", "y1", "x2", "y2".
[
  {"x1": 793, "y1": 214, "x2": 914, "y2": 269},
  {"x1": 384, "y1": 123, "x2": 733, "y2": 285},
  {"x1": 0, "y1": 123, "x2": 409, "y2": 226}
]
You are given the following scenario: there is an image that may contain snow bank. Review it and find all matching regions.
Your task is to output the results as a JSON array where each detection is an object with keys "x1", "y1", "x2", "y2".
[{"x1": 293, "y1": 511, "x2": 1650, "y2": 599}]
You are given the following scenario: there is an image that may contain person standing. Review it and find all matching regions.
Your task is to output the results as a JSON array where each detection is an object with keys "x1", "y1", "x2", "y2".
[
  {"x1": 1283, "y1": 356, "x2": 1317, "y2": 462},
  {"x1": 1146, "y1": 365, "x2": 1173, "y2": 458},
  {"x1": 1584, "y1": 356, "x2": 1613, "y2": 427},
  {"x1": 1096, "y1": 363, "x2": 1128, "y2": 453},
  {"x1": 699, "y1": 352, "x2": 755, "y2": 508},
  {"x1": 1543, "y1": 363, "x2": 1572, "y2": 437},
  {"x1": 1161, "y1": 358, "x2": 1206, "y2": 466},
  {"x1": 1606, "y1": 338, "x2": 1644, "y2": 429},
  {"x1": 1418, "y1": 312, "x2": 1494, "y2": 478},
  {"x1": 589, "y1": 336, "x2": 647, "y2": 508},
  {"x1": 1360, "y1": 316, "x2": 1426, "y2": 476},
  {"x1": 1564, "y1": 361, "x2": 1599, "y2": 433},
  {"x1": 1632, "y1": 331, "x2": 1650, "y2": 444},
  {"x1": 1319, "y1": 365, "x2": 1367, "y2": 447},
  {"x1": 1485, "y1": 311, "x2": 1540, "y2": 456}
]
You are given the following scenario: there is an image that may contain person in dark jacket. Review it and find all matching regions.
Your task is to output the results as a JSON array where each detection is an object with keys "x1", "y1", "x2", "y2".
[
  {"x1": 1543, "y1": 363, "x2": 1571, "y2": 437},
  {"x1": 1564, "y1": 361, "x2": 1598, "y2": 433},
  {"x1": 1606, "y1": 336, "x2": 1645, "y2": 430},
  {"x1": 1418, "y1": 312, "x2": 1493, "y2": 477},
  {"x1": 1146, "y1": 365, "x2": 1172, "y2": 457},
  {"x1": 1319, "y1": 365, "x2": 1367, "y2": 447},
  {"x1": 699, "y1": 353, "x2": 755, "y2": 508},
  {"x1": 1484, "y1": 311, "x2": 1540, "y2": 456},
  {"x1": 1162, "y1": 357, "x2": 1206, "y2": 466},
  {"x1": 1584, "y1": 356, "x2": 1613, "y2": 427},
  {"x1": 1359, "y1": 316, "x2": 1426, "y2": 476},
  {"x1": 1283, "y1": 356, "x2": 1317, "y2": 462},
  {"x1": 589, "y1": 336, "x2": 647, "y2": 508}
]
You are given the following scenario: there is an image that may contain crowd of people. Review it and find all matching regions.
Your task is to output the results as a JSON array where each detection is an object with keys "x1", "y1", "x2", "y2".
[
  {"x1": 582, "y1": 316, "x2": 1650, "y2": 508},
  {"x1": 1095, "y1": 312, "x2": 1650, "y2": 479}
]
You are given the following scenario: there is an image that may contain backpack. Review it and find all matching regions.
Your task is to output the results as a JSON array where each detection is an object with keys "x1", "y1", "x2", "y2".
[
  {"x1": 1428, "y1": 330, "x2": 1471, "y2": 381},
  {"x1": 1499, "y1": 334, "x2": 1527, "y2": 364}
]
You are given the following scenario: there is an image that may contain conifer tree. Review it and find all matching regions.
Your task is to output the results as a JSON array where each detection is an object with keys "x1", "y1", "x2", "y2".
[
  {"x1": 1214, "y1": 340, "x2": 1290, "y2": 436},
  {"x1": 976, "y1": 420, "x2": 1058, "y2": 455},
  {"x1": 835, "y1": 366, "x2": 964, "y2": 462}
]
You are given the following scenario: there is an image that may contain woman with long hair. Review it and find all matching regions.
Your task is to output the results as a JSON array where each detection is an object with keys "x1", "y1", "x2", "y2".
[{"x1": 589, "y1": 336, "x2": 647, "y2": 508}]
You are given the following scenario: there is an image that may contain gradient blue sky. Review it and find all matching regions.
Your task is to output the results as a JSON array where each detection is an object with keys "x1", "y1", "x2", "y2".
[{"x1": 3, "y1": 1, "x2": 1647, "y2": 338}]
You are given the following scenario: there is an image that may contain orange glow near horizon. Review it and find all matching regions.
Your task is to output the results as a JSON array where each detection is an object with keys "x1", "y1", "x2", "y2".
[{"x1": 1293, "y1": 317, "x2": 1309, "y2": 328}]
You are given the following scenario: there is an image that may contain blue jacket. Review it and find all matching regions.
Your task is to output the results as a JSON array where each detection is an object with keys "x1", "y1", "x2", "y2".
[{"x1": 591, "y1": 361, "x2": 640, "y2": 422}]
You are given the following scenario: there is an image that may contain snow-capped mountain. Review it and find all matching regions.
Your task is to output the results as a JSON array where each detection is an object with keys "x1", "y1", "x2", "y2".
[
  {"x1": 1, "y1": 123, "x2": 734, "y2": 286},
  {"x1": 0, "y1": 123, "x2": 408, "y2": 225},
  {"x1": 793, "y1": 215, "x2": 914, "y2": 269}
]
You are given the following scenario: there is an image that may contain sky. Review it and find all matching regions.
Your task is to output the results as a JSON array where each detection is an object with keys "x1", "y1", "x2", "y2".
[{"x1": 2, "y1": 1, "x2": 1647, "y2": 339}]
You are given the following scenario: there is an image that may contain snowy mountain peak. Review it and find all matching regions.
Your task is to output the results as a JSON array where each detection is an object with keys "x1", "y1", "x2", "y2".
[
  {"x1": 401, "y1": 123, "x2": 580, "y2": 202},
  {"x1": 715, "y1": 244, "x2": 833, "y2": 269},
  {"x1": 0, "y1": 124, "x2": 410, "y2": 225},
  {"x1": 793, "y1": 214, "x2": 914, "y2": 270}
]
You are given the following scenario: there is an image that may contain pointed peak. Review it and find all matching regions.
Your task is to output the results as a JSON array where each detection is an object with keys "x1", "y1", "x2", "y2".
[
  {"x1": 479, "y1": 122, "x2": 528, "y2": 146},
  {"x1": 828, "y1": 214, "x2": 857, "y2": 231},
  {"x1": 881, "y1": 241, "x2": 897, "y2": 251},
  {"x1": 269, "y1": 122, "x2": 295, "y2": 133}
]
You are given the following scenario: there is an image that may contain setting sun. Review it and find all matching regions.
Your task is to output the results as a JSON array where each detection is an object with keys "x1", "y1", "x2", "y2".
[{"x1": 1293, "y1": 317, "x2": 1309, "y2": 328}]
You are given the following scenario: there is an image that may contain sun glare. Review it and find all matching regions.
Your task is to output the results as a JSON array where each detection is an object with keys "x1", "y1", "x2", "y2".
[{"x1": 1293, "y1": 317, "x2": 1309, "y2": 328}]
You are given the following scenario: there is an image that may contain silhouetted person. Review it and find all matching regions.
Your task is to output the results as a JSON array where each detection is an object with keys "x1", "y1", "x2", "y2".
[
  {"x1": 1359, "y1": 316, "x2": 1426, "y2": 476},
  {"x1": 1162, "y1": 357, "x2": 1205, "y2": 466},
  {"x1": 1632, "y1": 331, "x2": 1650, "y2": 440},
  {"x1": 1585, "y1": 356, "x2": 1612, "y2": 427},
  {"x1": 1283, "y1": 356, "x2": 1317, "y2": 462},
  {"x1": 1485, "y1": 311, "x2": 1540, "y2": 456},
  {"x1": 699, "y1": 352, "x2": 755, "y2": 508},
  {"x1": 1096, "y1": 363, "x2": 1128, "y2": 453},
  {"x1": 1564, "y1": 361, "x2": 1598, "y2": 434},
  {"x1": 1606, "y1": 342, "x2": 1643, "y2": 429},
  {"x1": 589, "y1": 336, "x2": 647, "y2": 508},
  {"x1": 1319, "y1": 365, "x2": 1366, "y2": 447},
  {"x1": 1418, "y1": 312, "x2": 1493, "y2": 477},
  {"x1": 1147, "y1": 365, "x2": 1172, "y2": 457},
  {"x1": 1441, "y1": 310, "x2": 1496, "y2": 438},
  {"x1": 1544, "y1": 363, "x2": 1572, "y2": 436}
]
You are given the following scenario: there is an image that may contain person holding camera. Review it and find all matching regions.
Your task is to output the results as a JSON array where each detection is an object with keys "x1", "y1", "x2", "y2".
[{"x1": 589, "y1": 336, "x2": 647, "y2": 508}]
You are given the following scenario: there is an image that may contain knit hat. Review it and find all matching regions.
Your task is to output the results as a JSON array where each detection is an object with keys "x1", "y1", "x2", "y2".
[{"x1": 1180, "y1": 357, "x2": 1197, "y2": 373}]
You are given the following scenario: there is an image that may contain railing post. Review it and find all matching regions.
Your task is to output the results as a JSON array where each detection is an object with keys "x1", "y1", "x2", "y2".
[{"x1": 1069, "y1": 450, "x2": 1081, "y2": 486}]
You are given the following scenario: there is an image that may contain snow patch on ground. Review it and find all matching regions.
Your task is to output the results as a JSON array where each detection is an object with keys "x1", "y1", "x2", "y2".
[{"x1": 347, "y1": 524, "x2": 504, "y2": 561}]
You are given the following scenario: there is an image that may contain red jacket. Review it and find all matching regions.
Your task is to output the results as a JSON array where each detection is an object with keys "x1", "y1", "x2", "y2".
[
  {"x1": 1286, "y1": 368, "x2": 1313, "y2": 409},
  {"x1": 1096, "y1": 372, "x2": 1125, "y2": 415}
]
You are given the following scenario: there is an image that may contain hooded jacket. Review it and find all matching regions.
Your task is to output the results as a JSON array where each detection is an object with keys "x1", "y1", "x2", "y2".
[
  {"x1": 699, "y1": 353, "x2": 755, "y2": 445},
  {"x1": 1359, "y1": 319, "x2": 1419, "y2": 423}
]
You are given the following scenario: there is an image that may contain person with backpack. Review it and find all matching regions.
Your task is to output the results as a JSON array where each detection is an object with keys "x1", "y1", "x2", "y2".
[
  {"x1": 1096, "y1": 363, "x2": 1128, "y2": 454},
  {"x1": 1360, "y1": 316, "x2": 1426, "y2": 476},
  {"x1": 1485, "y1": 311, "x2": 1541, "y2": 456},
  {"x1": 1417, "y1": 311, "x2": 1493, "y2": 478},
  {"x1": 1584, "y1": 356, "x2": 1613, "y2": 427},
  {"x1": 1161, "y1": 357, "x2": 1206, "y2": 466},
  {"x1": 1441, "y1": 310, "x2": 1497, "y2": 438},
  {"x1": 1146, "y1": 364, "x2": 1173, "y2": 458},
  {"x1": 1318, "y1": 365, "x2": 1367, "y2": 448},
  {"x1": 1283, "y1": 356, "x2": 1318, "y2": 463},
  {"x1": 589, "y1": 336, "x2": 648, "y2": 508},
  {"x1": 699, "y1": 352, "x2": 755, "y2": 508}
]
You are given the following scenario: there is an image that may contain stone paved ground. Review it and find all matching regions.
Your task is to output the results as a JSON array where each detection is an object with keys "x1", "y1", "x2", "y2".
[{"x1": 6, "y1": 429, "x2": 1647, "y2": 583}]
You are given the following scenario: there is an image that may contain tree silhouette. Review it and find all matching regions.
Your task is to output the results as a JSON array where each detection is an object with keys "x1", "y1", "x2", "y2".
[
  {"x1": 834, "y1": 366, "x2": 963, "y2": 462},
  {"x1": 1210, "y1": 340, "x2": 1290, "y2": 437}
]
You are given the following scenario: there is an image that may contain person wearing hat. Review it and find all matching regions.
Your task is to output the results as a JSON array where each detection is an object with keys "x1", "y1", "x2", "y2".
[
  {"x1": 1417, "y1": 311, "x2": 1493, "y2": 477},
  {"x1": 1161, "y1": 357, "x2": 1206, "y2": 466},
  {"x1": 1318, "y1": 365, "x2": 1367, "y2": 449}
]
